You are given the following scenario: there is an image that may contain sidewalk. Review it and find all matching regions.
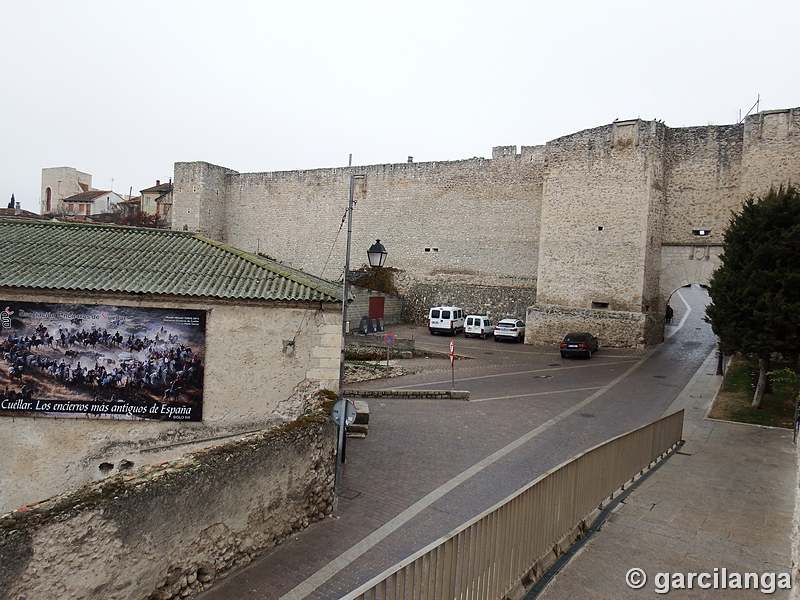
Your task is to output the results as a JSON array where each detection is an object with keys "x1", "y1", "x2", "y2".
[
  {"x1": 534, "y1": 350, "x2": 797, "y2": 599},
  {"x1": 198, "y1": 345, "x2": 797, "y2": 600}
]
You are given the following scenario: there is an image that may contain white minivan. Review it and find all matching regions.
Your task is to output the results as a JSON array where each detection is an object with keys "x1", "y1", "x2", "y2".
[
  {"x1": 464, "y1": 315, "x2": 494, "y2": 339},
  {"x1": 428, "y1": 306, "x2": 465, "y2": 335}
]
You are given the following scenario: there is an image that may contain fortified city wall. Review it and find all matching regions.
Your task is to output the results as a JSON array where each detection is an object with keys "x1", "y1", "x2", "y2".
[
  {"x1": 174, "y1": 149, "x2": 544, "y2": 292},
  {"x1": 171, "y1": 107, "x2": 800, "y2": 347}
]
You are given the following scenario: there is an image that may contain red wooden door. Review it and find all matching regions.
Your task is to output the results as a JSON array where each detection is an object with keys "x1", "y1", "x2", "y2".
[{"x1": 368, "y1": 296, "x2": 385, "y2": 319}]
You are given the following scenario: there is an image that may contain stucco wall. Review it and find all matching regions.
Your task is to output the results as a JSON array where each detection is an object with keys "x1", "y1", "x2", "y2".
[
  {"x1": 40, "y1": 167, "x2": 93, "y2": 214},
  {"x1": 0, "y1": 412, "x2": 335, "y2": 600},
  {"x1": 0, "y1": 288, "x2": 341, "y2": 514}
]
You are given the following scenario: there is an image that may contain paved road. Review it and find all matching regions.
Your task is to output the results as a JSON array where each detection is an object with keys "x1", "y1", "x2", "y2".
[{"x1": 199, "y1": 285, "x2": 717, "y2": 600}]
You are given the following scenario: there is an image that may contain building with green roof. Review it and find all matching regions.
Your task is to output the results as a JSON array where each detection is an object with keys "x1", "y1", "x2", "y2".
[{"x1": 0, "y1": 219, "x2": 344, "y2": 514}]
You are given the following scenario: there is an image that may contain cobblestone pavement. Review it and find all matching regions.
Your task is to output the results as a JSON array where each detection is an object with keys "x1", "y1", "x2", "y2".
[{"x1": 197, "y1": 289, "x2": 794, "y2": 600}]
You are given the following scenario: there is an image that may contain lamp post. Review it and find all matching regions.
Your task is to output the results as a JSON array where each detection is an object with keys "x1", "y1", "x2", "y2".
[
  {"x1": 367, "y1": 239, "x2": 388, "y2": 268},
  {"x1": 334, "y1": 175, "x2": 388, "y2": 506}
]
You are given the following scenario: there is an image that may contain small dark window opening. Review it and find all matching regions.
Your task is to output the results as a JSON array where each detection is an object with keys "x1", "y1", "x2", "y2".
[
  {"x1": 692, "y1": 229, "x2": 710, "y2": 236},
  {"x1": 597, "y1": 226, "x2": 604, "y2": 231},
  {"x1": 592, "y1": 301, "x2": 609, "y2": 309}
]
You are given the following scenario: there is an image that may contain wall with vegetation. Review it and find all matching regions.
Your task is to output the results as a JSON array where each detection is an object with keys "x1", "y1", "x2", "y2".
[{"x1": 0, "y1": 412, "x2": 335, "y2": 600}]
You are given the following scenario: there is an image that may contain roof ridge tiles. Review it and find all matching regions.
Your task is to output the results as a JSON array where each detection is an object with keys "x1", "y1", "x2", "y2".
[
  {"x1": 0, "y1": 221, "x2": 343, "y2": 302},
  {"x1": 192, "y1": 235, "x2": 343, "y2": 299}
]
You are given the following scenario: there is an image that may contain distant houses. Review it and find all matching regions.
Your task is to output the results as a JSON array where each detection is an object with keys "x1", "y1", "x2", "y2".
[{"x1": 40, "y1": 167, "x2": 173, "y2": 225}]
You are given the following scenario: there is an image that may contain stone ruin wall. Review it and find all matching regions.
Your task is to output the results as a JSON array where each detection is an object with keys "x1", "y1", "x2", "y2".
[{"x1": 0, "y1": 413, "x2": 336, "y2": 600}]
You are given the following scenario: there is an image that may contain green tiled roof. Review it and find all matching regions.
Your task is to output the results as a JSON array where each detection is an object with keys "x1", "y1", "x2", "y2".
[{"x1": 0, "y1": 220, "x2": 344, "y2": 302}]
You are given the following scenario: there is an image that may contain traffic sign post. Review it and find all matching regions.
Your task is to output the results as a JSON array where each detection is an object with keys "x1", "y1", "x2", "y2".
[
  {"x1": 449, "y1": 339, "x2": 455, "y2": 390},
  {"x1": 332, "y1": 398, "x2": 357, "y2": 500}
]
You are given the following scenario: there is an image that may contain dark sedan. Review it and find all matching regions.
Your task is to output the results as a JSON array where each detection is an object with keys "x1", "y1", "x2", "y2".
[{"x1": 560, "y1": 332, "x2": 599, "y2": 359}]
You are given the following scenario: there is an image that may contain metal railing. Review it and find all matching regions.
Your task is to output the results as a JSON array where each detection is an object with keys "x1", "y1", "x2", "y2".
[{"x1": 342, "y1": 410, "x2": 684, "y2": 600}]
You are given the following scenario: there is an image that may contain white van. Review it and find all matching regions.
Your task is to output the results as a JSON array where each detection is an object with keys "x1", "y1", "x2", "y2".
[
  {"x1": 428, "y1": 306, "x2": 465, "y2": 335},
  {"x1": 464, "y1": 315, "x2": 494, "y2": 339}
]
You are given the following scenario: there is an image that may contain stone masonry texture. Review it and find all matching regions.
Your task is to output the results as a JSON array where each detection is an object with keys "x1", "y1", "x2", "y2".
[
  {"x1": 170, "y1": 108, "x2": 800, "y2": 347},
  {"x1": 0, "y1": 413, "x2": 336, "y2": 600}
]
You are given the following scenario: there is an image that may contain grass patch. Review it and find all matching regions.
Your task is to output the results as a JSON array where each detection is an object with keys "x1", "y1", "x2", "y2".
[{"x1": 708, "y1": 355, "x2": 797, "y2": 429}]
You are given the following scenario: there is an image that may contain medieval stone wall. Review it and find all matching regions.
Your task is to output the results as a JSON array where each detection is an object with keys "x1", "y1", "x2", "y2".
[
  {"x1": 174, "y1": 153, "x2": 543, "y2": 295},
  {"x1": 660, "y1": 244, "x2": 723, "y2": 301},
  {"x1": 525, "y1": 303, "x2": 659, "y2": 349},
  {"x1": 402, "y1": 283, "x2": 537, "y2": 325},
  {"x1": 172, "y1": 162, "x2": 236, "y2": 239},
  {"x1": 536, "y1": 120, "x2": 666, "y2": 313},
  {"x1": 170, "y1": 107, "x2": 800, "y2": 347},
  {"x1": 662, "y1": 124, "x2": 743, "y2": 246},
  {"x1": 742, "y1": 108, "x2": 800, "y2": 197}
]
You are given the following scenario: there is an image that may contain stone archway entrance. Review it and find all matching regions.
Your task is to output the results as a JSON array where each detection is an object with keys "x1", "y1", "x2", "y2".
[
  {"x1": 649, "y1": 244, "x2": 722, "y2": 343},
  {"x1": 659, "y1": 244, "x2": 722, "y2": 312}
]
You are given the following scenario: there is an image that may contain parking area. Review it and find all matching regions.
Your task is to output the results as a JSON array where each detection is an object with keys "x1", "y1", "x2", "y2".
[{"x1": 201, "y1": 293, "x2": 716, "y2": 600}]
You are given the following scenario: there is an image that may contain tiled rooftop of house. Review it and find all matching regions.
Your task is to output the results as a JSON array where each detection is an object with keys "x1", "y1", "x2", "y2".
[{"x1": 0, "y1": 219, "x2": 343, "y2": 302}]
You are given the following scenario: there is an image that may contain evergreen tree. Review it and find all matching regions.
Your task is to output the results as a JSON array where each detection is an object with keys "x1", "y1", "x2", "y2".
[{"x1": 705, "y1": 185, "x2": 800, "y2": 408}]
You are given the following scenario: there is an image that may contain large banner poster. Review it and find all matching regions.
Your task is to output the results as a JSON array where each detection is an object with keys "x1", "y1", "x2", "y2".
[{"x1": 0, "y1": 302, "x2": 206, "y2": 421}]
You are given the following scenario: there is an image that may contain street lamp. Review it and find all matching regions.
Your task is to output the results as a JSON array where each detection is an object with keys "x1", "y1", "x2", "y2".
[
  {"x1": 367, "y1": 239, "x2": 388, "y2": 268},
  {"x1": 334, "y1": 175, "x2": 388, "y2": 507}
]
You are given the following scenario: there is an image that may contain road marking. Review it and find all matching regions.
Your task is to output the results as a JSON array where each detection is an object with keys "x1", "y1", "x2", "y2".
[
  {"x1": 469, "y1": 386, "x2": 603, "y2": 403},
  {"x1": 278, "y1": 353, "x2": 653, "y2": 600},
  {"x1": 665, "y1": 288, "x2": 691, "y2": 339},
  {"x1": 387, "y1": 359, "x2": 640, "y2": 389}
]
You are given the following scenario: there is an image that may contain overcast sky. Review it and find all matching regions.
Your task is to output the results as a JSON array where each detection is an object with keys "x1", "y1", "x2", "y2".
[{"x1": 3, "y1": 0, "x2": 798, "y2": 213}]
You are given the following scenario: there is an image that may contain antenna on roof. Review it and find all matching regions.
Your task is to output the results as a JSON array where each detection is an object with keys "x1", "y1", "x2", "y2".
[{"x1": 739, "y1": 94, "x2": 761, "y2": 123}]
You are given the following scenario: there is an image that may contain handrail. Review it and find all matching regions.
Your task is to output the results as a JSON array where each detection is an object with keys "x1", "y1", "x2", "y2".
[{"x1": 342, "y1": 410, "x2": 684, "y2": 600}]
